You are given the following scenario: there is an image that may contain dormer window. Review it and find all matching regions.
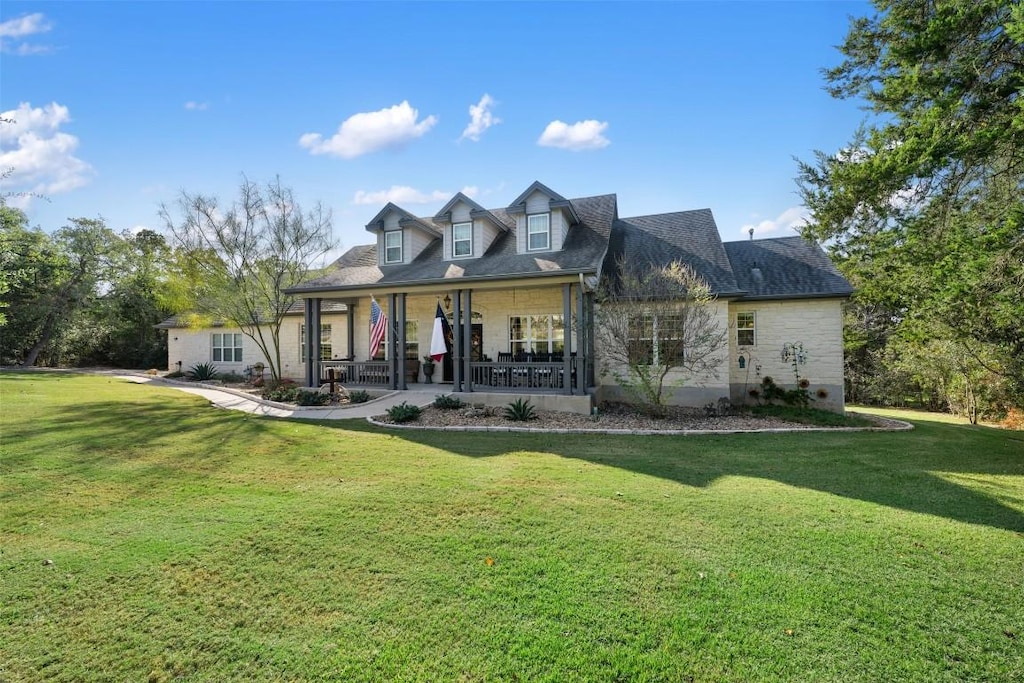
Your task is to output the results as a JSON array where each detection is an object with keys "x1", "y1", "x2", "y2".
[
  {"x1": 527, "y1": 213, "x2": 550, "y2": 251},
  {"x1": 384, "y1": 230, "x2": 402, "y2": 264},
  {"x1": 453, "y1": 222, "x2": 473, "y2": 257}
]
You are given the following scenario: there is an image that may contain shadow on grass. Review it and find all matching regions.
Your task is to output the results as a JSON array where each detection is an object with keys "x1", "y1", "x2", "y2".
[
  {"x1": 6, "y1": 372, "x2": 1022, "y2": 533},
  {"x1": 323, "y1": 415, "x2": 1024, "y2": 534}
]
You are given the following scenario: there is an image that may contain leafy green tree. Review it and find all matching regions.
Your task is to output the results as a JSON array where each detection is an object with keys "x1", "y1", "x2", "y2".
[
  {"x1": 159, "y1": 176, "x2": 334, "y2": 381},
  {"x1": 797, "y1": 0, "x2": 1024, "y2": 415}
]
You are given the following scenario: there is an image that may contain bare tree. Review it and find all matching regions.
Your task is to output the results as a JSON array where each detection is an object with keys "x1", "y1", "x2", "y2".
[
  {"x1": 596, "y1": 257, "x2": 727, "y2": 415},
  {"x1": 160, "y1": 176, "x2": 334, "y2": 381}
]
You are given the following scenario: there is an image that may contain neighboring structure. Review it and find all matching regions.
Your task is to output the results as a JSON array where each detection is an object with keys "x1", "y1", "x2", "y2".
[{"x1": 160, "y1": 181, "x2": 853, "y2": 413}]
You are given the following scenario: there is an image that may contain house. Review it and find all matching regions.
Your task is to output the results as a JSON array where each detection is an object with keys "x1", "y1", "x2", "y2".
[{"x1": 161, "y1": 181, "x2": 853, "y2": 413}]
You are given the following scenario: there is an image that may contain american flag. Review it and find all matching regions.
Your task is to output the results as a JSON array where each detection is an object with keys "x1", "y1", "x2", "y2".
[{"x1": 369, "y1": 297, "x2": 388, "y2": 358}]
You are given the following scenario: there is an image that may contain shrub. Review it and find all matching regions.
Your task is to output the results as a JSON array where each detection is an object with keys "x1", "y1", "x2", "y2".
[
  {"x1": 349, "y1": 390, "x2": 371, "y2": 404},
  {"x1": 504, "y1": 398, "x2": 537, "y2": 422},
  {"x1": 219, "y1": 371, "x2": 246, "y2": 383},
  {"x1": 386, "y1": 401, "x2": 422, "y2": 423},
  {"x1": 434, "y1": 394, "x2": 465, "y2": 410},
  {"x1": 262, "y1": 379, "x2": 300, "y2": 403},
  {"x1": 187, "y1": 362, "x2": 219, "y2": 381},
  {"x1": 296, "y1": 390, "x2": 331, "y2": 406}
]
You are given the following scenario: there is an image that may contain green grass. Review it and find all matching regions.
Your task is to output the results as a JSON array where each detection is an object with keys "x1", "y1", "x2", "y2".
[{"x1": 1, "y1": 372, "x2": 1022, "y2": 682}]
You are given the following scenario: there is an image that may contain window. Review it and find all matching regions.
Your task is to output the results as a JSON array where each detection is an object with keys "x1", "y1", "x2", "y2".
[
  {"x1": 508, "y1": 314, "x2": 564, "y2": 355},
  {"x1": 384, "y1": 230, "x2": 402, "y2": 264},
  {"x1": 453, "y1": 222, "x2": 472, "y2": 257},
  {"x1": 300, "y1": 324, "x2": 333, "y2": 361},
  {"x1": 736, "y1": 312, "x2": 755, "y2": 346},
  {"x1": 404, "y1": 320, "x2": 418, "y2": 359},
  {"x1": 371, "y1": 319, "x2": 418, "y2": 360},
  {"x1": 212, "y1": 333, "x2": 243, "y2": 362},
  {"x1": 628, "y1": 314, "x2": 685, "y2": 365},
  {"x1": 527, "y1": 213, "x2": 550, "y2": 251}
]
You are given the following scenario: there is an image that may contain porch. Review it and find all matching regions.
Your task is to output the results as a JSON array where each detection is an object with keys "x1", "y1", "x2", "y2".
[{"x1": 302, "y1": 280, "x2": 597, "y2": 398}]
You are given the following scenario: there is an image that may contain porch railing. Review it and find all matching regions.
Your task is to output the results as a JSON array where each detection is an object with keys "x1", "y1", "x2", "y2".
[{"x1": 319, "y1": 360, "x2": 391, "y2": 386}]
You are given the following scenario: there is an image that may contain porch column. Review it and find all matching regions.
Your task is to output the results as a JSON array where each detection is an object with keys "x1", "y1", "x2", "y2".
[
  {"x1": 452, "y1": 289, "x2": 462, "y2": 391},
  {"x1": 388, "y1": 292, "x2": 399, "y2": 390},
  {"x1": 462, "y1": 289, "x2": 473, "y2": 393},
  {"x1": 577, "y1": 283, "x2": 587, "y2": 394},
  {"x1": 310, "y1": 297, "x2": 322, "y2": 386},
  {"x1": 563, "y1": 284, "x2": 573, "y2": 395},
  {"x1": 346, "y1": 300, "x2": 356, "y2": 360},
  {"x1": 397, "y1": 292, "x2": 407, "y2": 390},
  {"x1": 585, "y1": 292, "x2": 596, "y2": 388},
  {"x1": 303, "y1": 298, "x2": 315, "y2": 387}
]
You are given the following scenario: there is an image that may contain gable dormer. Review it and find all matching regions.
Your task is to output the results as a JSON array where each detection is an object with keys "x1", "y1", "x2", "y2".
[
  {"x1": 505, "y1": 181, "x2": 581, "y2": 254},
  {"x1": 365, "y1": 202, "x2": 441, "y2": 267},
  {"x1": 432, "y1": 192, "x2": 509, "y2": 262}
]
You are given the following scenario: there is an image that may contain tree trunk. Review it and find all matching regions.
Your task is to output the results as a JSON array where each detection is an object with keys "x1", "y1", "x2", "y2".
[{"x1": 22, "y1": 309, "x2": 61, "y2": 367}]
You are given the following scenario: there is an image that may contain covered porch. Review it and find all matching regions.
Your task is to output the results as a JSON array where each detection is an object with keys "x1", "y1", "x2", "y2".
[{"x1": 300, "y1": 279, "x2": 597, "y2": 399}]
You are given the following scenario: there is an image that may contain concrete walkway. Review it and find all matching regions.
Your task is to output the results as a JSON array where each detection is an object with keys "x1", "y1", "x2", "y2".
[{"x1": 115, "y1": 373, "x2": 431, "y2": 420}]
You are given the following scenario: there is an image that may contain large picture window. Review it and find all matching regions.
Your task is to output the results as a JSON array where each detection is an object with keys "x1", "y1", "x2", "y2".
[
  {"x1": 300, "y1": 324, "x2": 333, "y2": 360},
  {"x1": 384, "y1": 230, "x2": 403, "y2": 264},
  {"x1": 628, "y1": 314, "x2": 685, "y2": 365},
  {"x1": 453, "y1": 222, "x2": 472, "y2": 257},
  {"x1": 212, "y1": 333, "x2": 243, "y2": 363},
  {"x1": 527, "y1": 213, "x2": 550, "y2": 251},
  {"x1": 736, "y1": 312, "x2": 756, "y2": 346},
  {"x1": 508, "y1": 314, "x2": 564, "y2": 355},
  {"x1": 371, "y1": 319, "x2": 418, "y2": 360}
]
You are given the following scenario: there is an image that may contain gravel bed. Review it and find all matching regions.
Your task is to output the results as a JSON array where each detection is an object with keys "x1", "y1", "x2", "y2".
[{"x1": 375, "y1": 403, "x2": 830, "y2": 432}]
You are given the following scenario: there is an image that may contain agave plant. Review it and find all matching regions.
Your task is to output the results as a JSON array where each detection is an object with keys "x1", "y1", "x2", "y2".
[
  {"x1": 187, "y1": 362, "x2": 219, "y2": 381},
  {"x1": 504, "y1": 398, "x2": 537, "y2": 421}
]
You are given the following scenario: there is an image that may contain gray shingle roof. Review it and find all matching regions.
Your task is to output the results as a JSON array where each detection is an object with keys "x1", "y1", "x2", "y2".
[
  {"x1": 288, "y1": 193, "x2": 618, "y2": 293},
  {"x1": 724, "y1": 237, "x2": 854, "y2": 300},
  {"x1": 605, "y1": 209, "x2": 743, "y2": 296},
  {"x1": 155, "y1": 300, "x2": 348, "y2": 329}
]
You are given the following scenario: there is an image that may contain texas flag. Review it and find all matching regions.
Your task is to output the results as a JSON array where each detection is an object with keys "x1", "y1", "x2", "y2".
[{"x1": 429, "y1": 302, "x2": 452, "y2": 361}]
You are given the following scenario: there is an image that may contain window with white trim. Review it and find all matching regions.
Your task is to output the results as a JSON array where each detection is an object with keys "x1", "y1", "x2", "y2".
[
  {"x1": 527, "y1": 213, "x2": 550, "y2": 251},
  {"x1": 212, "y1": 333, "x2": 243, "y2": 362},
  {"x1": 384, "y1": 230, "x2": 402, "y2": 264},
  {"x1": 371, "y1": 319, "x2": 418, "y2": 360},
  {"x1": 736, "y1": 312, "x2": 756, "y2": 346},
  {"x1": 628, "y1": 314, "x2": 685, "y2": 365},
  {"x1": 300, "y1": 324, "x2": 333, "y2": 360},
  {"x1": 508, "y1": 314, "x2": 564, "y2": 355},
  {"x1": 452, "y1": 222, "x2": 472, "y2": 258}
]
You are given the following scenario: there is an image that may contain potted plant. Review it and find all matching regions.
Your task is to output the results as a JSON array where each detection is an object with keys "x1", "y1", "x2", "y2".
[{"x1": 422, "y1": 355, "x2": 437, "y2": 383}]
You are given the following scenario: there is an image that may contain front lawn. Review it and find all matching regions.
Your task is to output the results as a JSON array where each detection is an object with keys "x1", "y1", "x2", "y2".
[{"x1": 1, "y1": 372, "x2": 1022, "y2": 682}]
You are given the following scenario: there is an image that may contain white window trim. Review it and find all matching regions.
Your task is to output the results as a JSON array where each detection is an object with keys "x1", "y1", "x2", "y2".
[
  {"x1": 212, "y1": 332, "x2": 243, "y2": 363},
  {"x1": 452, "y1": 222, "x2": 473, "y2": 258},
  {"x1": 384, "y1": 230, "x2": 403, "y2": 264},
  {"x1": 300, "y1": 323, "x2": 333, "y2": 361},
  {"x1": 736, "y1": 311, "x2": 756, "y2": 347},
  {"x1": 508, "y1": 313, "x2": 565, "y2": 355},
  {"x1": 526, "y1": 213, "x2": 551, "y2": 252}
]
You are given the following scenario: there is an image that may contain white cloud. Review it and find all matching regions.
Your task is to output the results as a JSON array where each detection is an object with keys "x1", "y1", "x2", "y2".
[
  {"x1": 537, "y1": 119, "x2": 610, "y2": 151},
  {"x1": 460, "y1": 94, "x2": 500, "y2": 142},
  {"x1": 0, "y1": 13, "x2": 54, "y2": 55},
  {"x1": 0, "y1": 102, "x2": 94, "y2": 202},
  {"x1": 352, "y1": 185, "x2": 479, "y2": 205},
  {"x1": 740, "y1": 206, "x2": 809, "y2": 238},
  {"x1": 300, "y1": 101, "x2": 438, "y2": 159},
  {"x1": 184, "y1": 101, "x2": 209, "y2": 111}
]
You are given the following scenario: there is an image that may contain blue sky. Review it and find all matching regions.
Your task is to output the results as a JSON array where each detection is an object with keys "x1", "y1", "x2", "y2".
[{"x1": 1, "y1": 1, "x2": 872, "y2": 259}]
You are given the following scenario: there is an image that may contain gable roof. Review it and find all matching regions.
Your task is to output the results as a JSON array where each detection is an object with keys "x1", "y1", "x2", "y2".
[
  {"x1": 605, "y1": 209, "x2": 743, "y2": 296},
  {"x1": 723, "y1": 237, "x2": 854, "y2": 300},
  {"x1": 433, "y1": 192, "x2": 509, "y2": 232},
  {"x1": 155, "y1": 300, "x2": 348, "y2": 329},
  {"x1": 364, "y1": 202, "x2": 442, "y2": 237},
  {"x1": 288, "y1": 193, "x2": 618, "y2": 294}
]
